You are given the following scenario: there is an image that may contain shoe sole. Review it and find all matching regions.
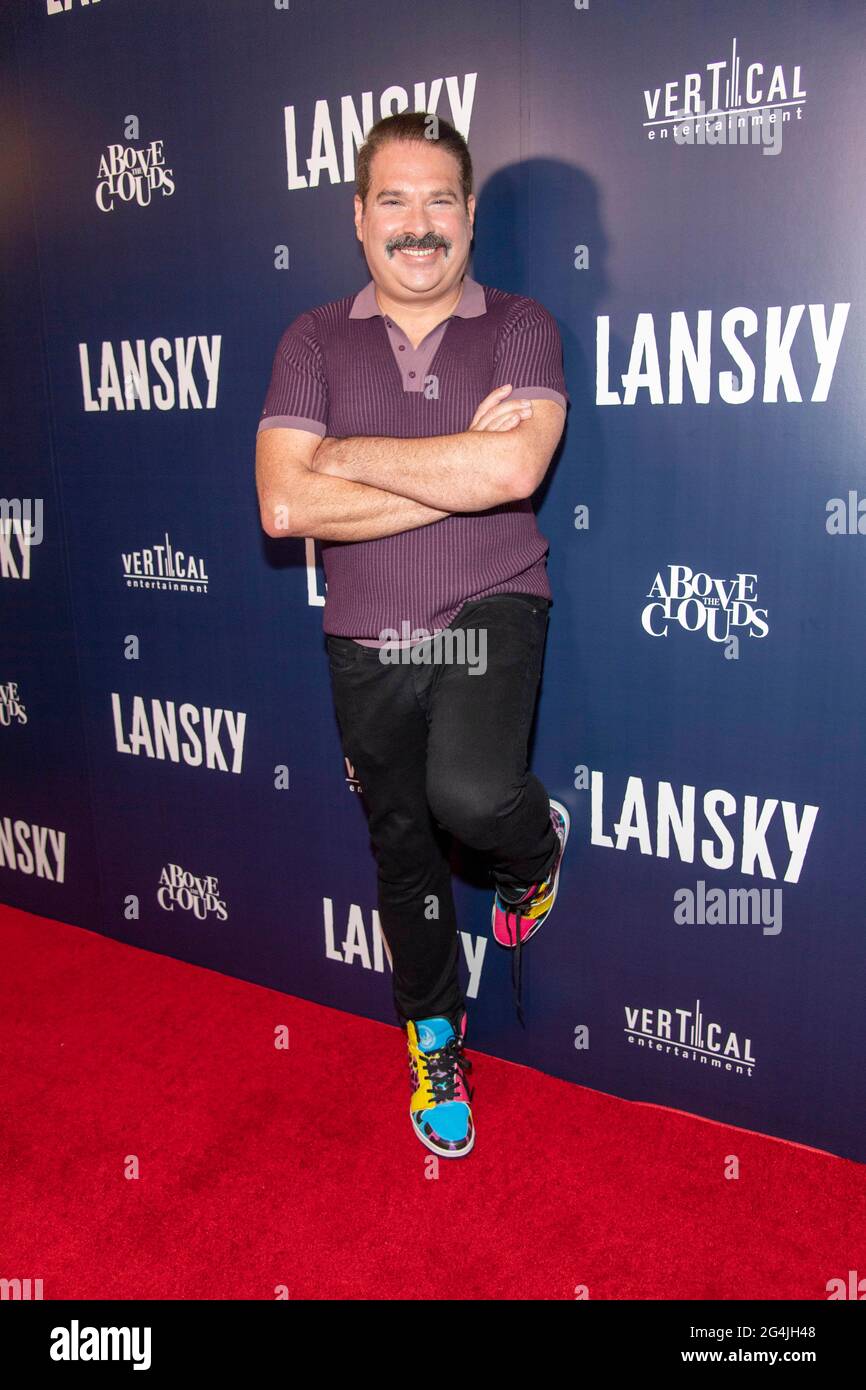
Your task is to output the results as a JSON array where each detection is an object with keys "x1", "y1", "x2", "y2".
[
  {"x1": 491, "y1": 798, "x2": 571, "y2": 947},
  {"x1": 410, "y1": 1104, "x2": 476, "y2": 1158}
]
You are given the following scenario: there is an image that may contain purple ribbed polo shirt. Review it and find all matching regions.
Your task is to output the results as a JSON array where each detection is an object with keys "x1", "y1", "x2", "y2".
[{"x1": 257, "y1": 273, "x2": 569, "y2": 642}]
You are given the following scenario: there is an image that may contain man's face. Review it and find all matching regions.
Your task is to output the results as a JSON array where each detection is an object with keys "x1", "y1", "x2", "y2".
[{"x1": 354, "y1": 137, "x2": 475, "y2": 302}]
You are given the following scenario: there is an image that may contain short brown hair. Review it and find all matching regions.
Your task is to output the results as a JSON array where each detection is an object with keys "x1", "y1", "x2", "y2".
[{"x1": 355, "y1": 112, "x2": 473, "y2": 210}]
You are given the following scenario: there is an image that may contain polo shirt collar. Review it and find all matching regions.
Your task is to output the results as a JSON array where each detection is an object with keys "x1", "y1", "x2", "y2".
[{"x1": 349, "y1": 272, "x2": 486, "y2": 319}]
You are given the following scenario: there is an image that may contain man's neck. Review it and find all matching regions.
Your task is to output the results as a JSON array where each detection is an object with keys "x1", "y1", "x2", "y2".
[{"x1": 373, "y1": 274, "x2": 466, "y2": 346}]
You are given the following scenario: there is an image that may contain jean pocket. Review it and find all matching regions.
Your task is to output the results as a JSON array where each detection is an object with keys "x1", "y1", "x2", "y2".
[{"x1": 326, "y1": 637, "x2": 364, "y2": 673}]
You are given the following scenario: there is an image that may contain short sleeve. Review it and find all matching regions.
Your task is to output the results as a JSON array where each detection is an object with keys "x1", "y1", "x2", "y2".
[
  {"x1": 493, "y1": 301, "x2": 569, "y2": 412},
  {"x1": 257, "y1": 312, "x2": 329, "y2": 436}
]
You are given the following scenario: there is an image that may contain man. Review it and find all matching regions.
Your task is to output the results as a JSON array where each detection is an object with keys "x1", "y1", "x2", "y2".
[{"x1": 256, "y1": 112, "x2": 570, "y2": 1159}]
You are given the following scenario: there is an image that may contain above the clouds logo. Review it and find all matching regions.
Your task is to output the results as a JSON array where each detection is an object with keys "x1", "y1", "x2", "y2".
[
  {"x1": 0, "y1": 681, "x2": 27, "y2": 727},
  {"x1": 158, "y1": 863, "x2": 228, "y2": 921},
  {"x1": 96, "y1": 139, "x2": 175, "y2": 211},
  {"x1": 643, "y1": 36, "x2": 806, "y2": 142},
  {"x1": 642, "y1": 566, "x2": 768, "y2": 642}
]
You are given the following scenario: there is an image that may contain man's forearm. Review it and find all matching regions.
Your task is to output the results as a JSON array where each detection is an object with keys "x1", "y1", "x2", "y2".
[
  {"x1": 314, "y1": 429, "x2": 523, "y2": 511},
  {"x1": 273, "y1": 467, "x2": 450, "y2": 542}
]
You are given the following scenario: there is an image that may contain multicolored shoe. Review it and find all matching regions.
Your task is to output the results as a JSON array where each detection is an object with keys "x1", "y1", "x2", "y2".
[
  {"x1": 492, "y1": 799, "x2": 571, "y2": 947},
  {"x1": 406, "y1": 1011, "x2": 475, "y2": 1158},
  {"x1": 491, "y1": 799, "x2": 571, "y2": 1025}
]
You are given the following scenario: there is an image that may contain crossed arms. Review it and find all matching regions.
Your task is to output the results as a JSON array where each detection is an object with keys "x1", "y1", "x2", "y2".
[{"x1": 256, "y1": 392, "x2": 565, "y2": 542}]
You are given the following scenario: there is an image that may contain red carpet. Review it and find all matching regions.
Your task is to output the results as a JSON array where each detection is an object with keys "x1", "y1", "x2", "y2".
[{"x1": 2, "y1": 903, "x2": 863, "y2": 1300}]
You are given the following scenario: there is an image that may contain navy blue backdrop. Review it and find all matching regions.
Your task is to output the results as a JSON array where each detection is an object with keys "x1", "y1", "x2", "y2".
[{"x1": 2, "y1": 0, "x2": 864, "y2": 1162}]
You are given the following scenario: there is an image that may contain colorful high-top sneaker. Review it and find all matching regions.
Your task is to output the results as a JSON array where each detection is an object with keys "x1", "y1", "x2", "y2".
[
  {"x1": 405, "y1": 1010, "x2": 475, "y2": 1158},
  {"x1": 491, "y1": 799, "x2": 571, "y2": 1025}
]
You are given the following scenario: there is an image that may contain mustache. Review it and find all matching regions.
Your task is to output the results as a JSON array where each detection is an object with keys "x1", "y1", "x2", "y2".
[{"x1": 386, "y1": 235, "x2": 451, "y2": 254}]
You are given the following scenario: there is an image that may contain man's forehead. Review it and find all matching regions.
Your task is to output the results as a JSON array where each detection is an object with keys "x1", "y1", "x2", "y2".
[
  {"x1": 373, "y1": 183, "x2": 460, "y2": 198},
  {"x1": 372, "y1": 144, "x2": 460, "y2": 176}
]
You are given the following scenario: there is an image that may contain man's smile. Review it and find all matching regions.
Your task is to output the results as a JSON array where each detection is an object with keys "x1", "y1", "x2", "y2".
[{"x1": 398, "y1": 245, "x2": 442, "y2": 260}]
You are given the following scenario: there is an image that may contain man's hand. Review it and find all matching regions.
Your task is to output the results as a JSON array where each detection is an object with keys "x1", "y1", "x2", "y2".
[{"x1": 469, "y1": 383, "x2": 534, "y2": 432}]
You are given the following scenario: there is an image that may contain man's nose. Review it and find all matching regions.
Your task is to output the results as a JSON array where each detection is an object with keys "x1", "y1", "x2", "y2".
[{"x1": 404, "y1": 210, "x2": 435, "y2": 233}]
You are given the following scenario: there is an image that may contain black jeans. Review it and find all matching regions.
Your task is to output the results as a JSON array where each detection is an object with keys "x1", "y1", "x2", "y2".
[{"x1": 325, "y1": 592, "x2": 558, "y2": 1026}]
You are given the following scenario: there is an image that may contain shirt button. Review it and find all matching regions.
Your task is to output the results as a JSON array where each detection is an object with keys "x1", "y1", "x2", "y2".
[
  {"x1": 398, "y1": 344, "x2": 405, "y2": 351},
  {"x1": 409, "y1": 370, "x2": 416, "y2": 378}
]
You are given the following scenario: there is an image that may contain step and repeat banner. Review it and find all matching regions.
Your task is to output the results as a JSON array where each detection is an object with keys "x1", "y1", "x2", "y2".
[{"x1": 2, "y1": 0, "x2": 864, "y2": 1162}]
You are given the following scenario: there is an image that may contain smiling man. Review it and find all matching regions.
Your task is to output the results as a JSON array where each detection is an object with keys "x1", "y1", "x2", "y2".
[{"x1": 256, "y1": 112, "x2": 571, "y2": 1160}]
